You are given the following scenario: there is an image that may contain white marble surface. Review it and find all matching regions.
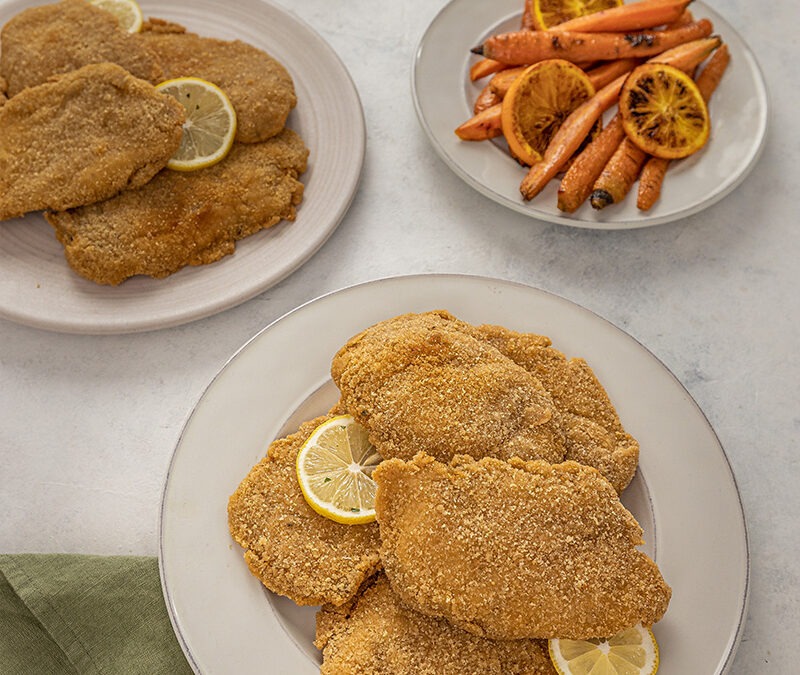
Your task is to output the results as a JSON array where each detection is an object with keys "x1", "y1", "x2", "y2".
[{"x1": 0, "y1": 0, "x2": 797, "y2": 672}]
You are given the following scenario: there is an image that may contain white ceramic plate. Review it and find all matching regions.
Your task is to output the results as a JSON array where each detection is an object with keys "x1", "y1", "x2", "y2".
[
  {"x1": 0, "y1": 0, "x2": 364, "y2": 334},
  {"x1": 412, "y1": 0, "x2": 768, "y2": 229},
  {"x1": 159, "y1": 274, "x2": 748, "y2": 674}
]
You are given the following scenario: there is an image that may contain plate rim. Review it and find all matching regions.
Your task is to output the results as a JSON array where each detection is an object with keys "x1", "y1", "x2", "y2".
[
  {"x1": 411, "y1": 0, "x2": 770, "y2": 230},
  {"x1": 158, "y1": 273, "x2": 750, "y2": 674},
  {"x1": 0, "y1": 0, "x2": 366, "y2": 334}
]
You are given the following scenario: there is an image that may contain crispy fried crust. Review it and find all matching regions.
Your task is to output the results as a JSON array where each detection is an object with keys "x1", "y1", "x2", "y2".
[
  {"x1": 0, "y1": 0, "x2": 163, "y2": 97},
  {"x1": 316, "y1": 574, "x2": 556, "y2": 675},
  {"x1": 0, "y1": 63, "x2": 184, "y2": 221},
  {"x1": 46, "y1": 129, "x2": 308, "y2": 284},
  {"x1": 142, "y1": 18, "x2": 296, "y2": 143},
  {"x1": 228, "y1": 414, "x2": 381, "y2": 607},
  {"x1": 374, "y1": 453, "x2": 671, "y2": 640},
  {"x1": 331, "y1": 311, "x2": 567, "y2": 465},
  {"x1": 467, "y1": 323, "x2": 640, "y2": 492}
]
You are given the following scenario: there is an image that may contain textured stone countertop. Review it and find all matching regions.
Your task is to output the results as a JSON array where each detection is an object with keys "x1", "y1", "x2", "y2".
[{"x1": 0, "y1": 0, "x2": 796, "y2": 672}]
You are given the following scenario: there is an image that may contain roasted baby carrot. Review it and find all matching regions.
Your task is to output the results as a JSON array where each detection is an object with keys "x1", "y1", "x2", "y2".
[
  {"x1": 590, "y1": 137, "x2": 648, "y2": 209},
  {"x1": 489, "y1": 66, "x2": 527, "y2": 97},
  {"x1": 455, "y1": 103, "x2": 503, "y2": 140},
  {"x1": 474, "y1": 19, "x2": 712, "y2": 66},
  {"x1": 474, "y1": 83, "x2": 502, "y2": 114},
  {"x1": 637, "y1": 43, "x2": 730, "y2": 210},
  {"x1": 520, "y1": 74, "x2": 627, "y2": 200},
  {"x1": 557, "y1": 114, "x2": 626, "y2": 212},
  {"x1": 521, "y1": 0, "x2": 536, "y2": 30},
  {"x1": 586, "y1": 58, "x2": 640, "y2": 90},
  {"x1": 553, "y1": 0, "x2": 695, "y2": 33},
  {"x1": 520, "y1": 37, "x2": 721, "y2": 201},
  {"x1": 470, "y1": 57, "x2": 507, "y2": 81}
]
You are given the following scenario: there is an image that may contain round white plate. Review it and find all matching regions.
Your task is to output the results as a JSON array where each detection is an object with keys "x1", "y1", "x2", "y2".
[
  {"x1": 160, "y1": 274, "x2": 748, "y2": 674},
  {"x1": 412, "y1": 0, "x2": 768, "y2": 229},
  {"x1": 0, "y1": 0, "x2": 365, "y2": 334}
]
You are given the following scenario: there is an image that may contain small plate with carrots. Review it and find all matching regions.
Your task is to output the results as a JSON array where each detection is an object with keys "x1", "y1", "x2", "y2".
[{"x1": 412, "y1": 0, "x2": 768, "y2": 229}]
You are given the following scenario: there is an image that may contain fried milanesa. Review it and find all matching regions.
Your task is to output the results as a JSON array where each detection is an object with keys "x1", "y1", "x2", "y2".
[
  {"x1": 331, "y1": 311, "x2": 566, "y2": 464},
  {"x1": 0, "y1": 0, "x2": 162, "y2": 97},
  {"x1": 467, "y1": 323, "x2": 640, "y2": 493},
  {"x1": 228, "y1": 414, "x2": 381, "y2": 607},
  {"x1": 141, "y1": 18, "x2": 296, "y2": 143},
  {"x1": 316, "y1": 574, "x2": 556, "y2": 675},
  {"x1": 374, "y1": 453, "x2": 671, "y2": 640},
  {"x1": 0, "y1": 76, "x2": 7, "y2": 106},
  {"x1": 0, "y1": 63, "x2": 184, "y2": 221},
  {"x1": 46, "y1": 129, "x2": 308, "y2": 284}
]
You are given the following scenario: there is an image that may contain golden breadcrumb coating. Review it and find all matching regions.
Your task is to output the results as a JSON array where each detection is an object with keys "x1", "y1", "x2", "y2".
[
  {"x1": 468, "y1": 323, "x2": 639, "y2": 492},
  {"x1": 0, "y1": 0, "x2": 162, "y2": 97},
  {"x1": 0, "y1": 76, "x2": 6, "y2": 106},
  {"x1": 316, "y1": 574, "x2": 556, "y2": 675},
  {"x1": 374, "y1": 453, "x2": 671, "y2": 640},
  {"x1": 0, "y1": 63, "x2": 184, "y2": 221},
  {"x1": 46, "y1": 129, "x2": 308, "y2": 284},
  {"x1": 331, "y1": 311, "x2": 567, "y2": 465},
  {"x1": 228, "y1": 414, "x2": 381, "y2": 607},
  {"x1": 141, "y1": 18, "x2": 297, "y2": 143}
]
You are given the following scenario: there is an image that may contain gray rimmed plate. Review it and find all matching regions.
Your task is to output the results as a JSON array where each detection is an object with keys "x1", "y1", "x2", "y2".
[
  {"x1": 0, "y1": 0, "x2": 364, "y2": 333},
  {"x1": 412, "y1": 0, "x2": 768, "y2": 229},
  {"x1": 159, "y1": 274, "x2": 748, "y2": 673}
]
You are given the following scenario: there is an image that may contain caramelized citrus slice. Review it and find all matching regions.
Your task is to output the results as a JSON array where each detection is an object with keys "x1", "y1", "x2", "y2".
[
  {"x1": 619, "y1": 63, "x2": 710, "y2": 159},
  {"x1": 533, "y1": 0, "x2": 622, "y2": 30},
  {"x1": 501, "y1": 59, "x2": 596, "y2": 166}
]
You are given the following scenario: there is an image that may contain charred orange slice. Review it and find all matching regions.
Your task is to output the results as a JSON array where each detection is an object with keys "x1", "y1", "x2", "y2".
[
  {"x1": 533, "y1": 0, "x2": 622, "y2": 30},
  {"x1": 501, "y1": 59, "x2": 596, "y2": 166},
  {"x1": 619, "y1": 63, "x2": 710, "y2": 159}
]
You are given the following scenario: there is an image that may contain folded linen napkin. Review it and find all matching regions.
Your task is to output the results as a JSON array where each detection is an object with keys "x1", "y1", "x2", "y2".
[{"x1": 0, "y1": 554, "x2": 191, "y2": 674}]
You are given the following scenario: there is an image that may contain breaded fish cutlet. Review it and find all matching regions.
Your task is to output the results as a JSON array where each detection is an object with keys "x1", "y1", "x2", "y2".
[
  {"x1": 0, "y1": 0, "x2": 162, "y2": 97},
  {"x1": 228, "y1": 414, "x2": 381, "y2": 607},
  {"x1": 374, "y1": 453, "x2": 671, "y2": 641},
  {"x1": 46, "y1": 129, "x2": 308, "y2": 284},
  {"x1": 316, "y1": 574, "x2": 557, "y2": 675},
  {"x1": 141, "y1": 18, "x2": 296, "y2": 143},
  {"x1": 331, "y1": 311, "x2": 567, "y2": 465},
  {"x1": 0, "y1": 63, "x2": 184, "y2": 221},
  {"x1": 467, "y1": 322, "x2": 640, "y2": 493}
]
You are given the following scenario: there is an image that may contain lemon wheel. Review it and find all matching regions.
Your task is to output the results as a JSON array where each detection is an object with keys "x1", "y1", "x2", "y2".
[
  {"x1": 155, "y1": 77, "x2": 237, "y2": 171},
  {"x1": 89, "y1": 0, "x2": 143, "y2": 33},
  {"x1": 619, "y1": 63, "x2": 710, "y2": 160},
  {"x1": 296, "y1": 415, "x2": 383, "y2": 525},
  {"x1": 501, "y1": 59, "x2": 596, "y2": 166},
  {"x1": 549, "y1": 623, "x2": 660, "y2": 675},
  {"x1": 532, "y1": 0, "x2": 622, "y2": 30}
]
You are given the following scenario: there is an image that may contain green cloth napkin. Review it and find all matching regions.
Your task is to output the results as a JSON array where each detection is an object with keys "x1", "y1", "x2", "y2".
[{"x1": 0, "y1": 554, "x2": 192, "y2": 675}]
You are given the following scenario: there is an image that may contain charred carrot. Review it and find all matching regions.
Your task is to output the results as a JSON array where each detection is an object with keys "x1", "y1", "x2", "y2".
[
  {"x1": 474, "y1": 83, "x2": 502, "y2": 114},
  {"x1": 667, "y1": 8, "x2": 694, "y2": 27},
  {"x1": 553, "y1": 0, "x2": 695, "y2": 33},
  {"x1": 520, "y1": 37, "x2": 720, "y2": 201},
  {"x1": 489, "y1": 66, "x2": 527, "y2": 97},
  {"x1": 474, "y1": 19, "x2": 712, "y2": 66},
  {"x1": 557, "y1": 114, "x2": 626, "y2": 212},
  {"x1": 586, "y1": 58, "x2": 640, "y2": 90},
  {"x1": 520, "y1": 74, "x2": 627, "y2": 200},
  {"x1": 694, "y1": 41, "x2": 731, "y2": 100},
  {"x1": 590, "y1": 137, "x2": 648, "y2": 209},
  {"x1": 636, "y1": 157, "x2": 671, "y2": 210},
  {"x1": 470, "y1": 58, "x2": 506, "y2": 81},
  {"x1": 637, "y1": 43, "x2": 730, "y2": 210},
  {"x1": 455, "y1": 103, "x2": 503, "y2": 141},
  {"x1": 521, "y1": 0, "x2": 536, "y2": 30}
]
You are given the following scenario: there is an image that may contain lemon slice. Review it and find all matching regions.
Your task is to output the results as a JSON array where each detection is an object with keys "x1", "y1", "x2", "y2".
[
  {"x1": 155, "y1": 77, "x2": 237, "y2": 172},
  {"x1": 549, "y1": 624, "x2": 660, "y2": 675},
  {"x1": 89, "y1": 0, "x2": 143, "y2": 33},
  {"x1": 296, "y1": 415, "x2": 383, "y2": 525}
]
